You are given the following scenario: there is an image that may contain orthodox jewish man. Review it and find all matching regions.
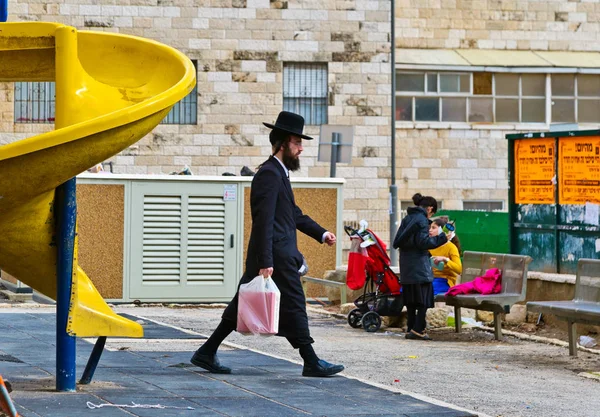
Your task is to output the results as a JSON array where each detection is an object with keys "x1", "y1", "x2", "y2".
[{"x1": 190, "y1": 111, "x2": 344, "y2": 377}]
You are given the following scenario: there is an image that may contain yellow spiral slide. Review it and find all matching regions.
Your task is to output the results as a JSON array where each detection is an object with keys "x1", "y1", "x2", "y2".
[{"x1": 0, "y1": 22, "x2": 196, "y2": 337}]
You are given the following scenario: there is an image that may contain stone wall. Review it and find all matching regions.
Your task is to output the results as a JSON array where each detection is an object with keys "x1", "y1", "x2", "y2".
[
  {"x1": 2, "y1": 1, "x2": 600, "y2": 244},
  {"x1": 0, "y1": 0, "x2": 393, "y2": 228},
  {"x1": 392, "y1": 1, "x2": 600, "y2": 209}
]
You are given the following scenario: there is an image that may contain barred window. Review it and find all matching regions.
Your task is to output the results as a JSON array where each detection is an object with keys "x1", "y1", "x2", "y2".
[
  {"x1": 463, "y1": 201, "x2": 504, "y2": 211},
  {"x1": 283, "y1": 63, "x2": 327, "y2": 125},
  {"x1": 162, "y1": 60, "x2": 198, "y2": 125},
  {"x1": 13, "y1": 61, "x2": 198, "y2": 125},
  {"x1": 400, "y1": 200, "x2": 443, "y2": 210},
  {"x1": 14, "y1": 82, "x2": 56, "y2": 124}
]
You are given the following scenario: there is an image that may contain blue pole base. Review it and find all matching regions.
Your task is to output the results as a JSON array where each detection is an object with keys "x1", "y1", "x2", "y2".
[{"x1": 56, "y1": 178, "x2": 77, "y2": 392}]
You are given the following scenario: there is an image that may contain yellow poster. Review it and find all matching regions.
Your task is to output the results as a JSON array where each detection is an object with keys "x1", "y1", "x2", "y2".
[
  {"x1": 514, "y1": 138, "x2": 556, "y2": 204},
  {"x1": 559, "y1": 136, "x2": 600, "y2": 205}
]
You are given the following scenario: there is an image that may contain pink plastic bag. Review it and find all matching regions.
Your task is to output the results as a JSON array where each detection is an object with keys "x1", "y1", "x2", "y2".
[{"x1": 237, "y1": 276, "x2": 280, "y2": 335}]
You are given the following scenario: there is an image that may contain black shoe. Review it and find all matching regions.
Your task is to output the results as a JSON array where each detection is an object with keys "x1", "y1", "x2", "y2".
[
  {"x1": 406, "y1": 330, "x2": 431, "y2": 341},
  {"x1": 302, "y1": 359, "x2": 344, "y2": 377},
  {"x1": 190, "y1": 351, "x2": 231, "y2": 374}
]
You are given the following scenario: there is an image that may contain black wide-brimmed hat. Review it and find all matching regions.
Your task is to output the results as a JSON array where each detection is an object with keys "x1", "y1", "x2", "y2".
[{"x1": 263, "y1": 111, "x2": 313, "y2": 141}]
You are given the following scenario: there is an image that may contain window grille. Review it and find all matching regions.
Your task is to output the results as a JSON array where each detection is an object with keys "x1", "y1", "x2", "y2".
[
  {"x1": 463, "y1": 201, "x2": 504, "y2": 211},
  {"x1": 162, "y1": 60, "x2": 198, "y2": 125},
  {"x1": 283, "y1": 63, "x2": 328, "y2": 126},
  {"x1": 14, "y1": 82, "x2": 55, "y2": 124},
  {"x1": 13, "y1": 61, "x2": 198, "y2": 126},
  {"x1": 400, "y1": 200, "x2": 444, "y2": 210}
]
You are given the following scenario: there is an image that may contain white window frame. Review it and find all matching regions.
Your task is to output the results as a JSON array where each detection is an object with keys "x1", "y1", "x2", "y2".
[{"x1": 395, "y1": 65, "x2": 600, "y2": 129}]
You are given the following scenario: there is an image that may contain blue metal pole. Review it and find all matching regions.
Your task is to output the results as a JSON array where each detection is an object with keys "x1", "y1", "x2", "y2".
[
  {"x1": 56, "y1": 178, "x2": 77, "y2": 392},
  {"x1": 0, "y1": 0, "x2": 7, "y2": 22}
]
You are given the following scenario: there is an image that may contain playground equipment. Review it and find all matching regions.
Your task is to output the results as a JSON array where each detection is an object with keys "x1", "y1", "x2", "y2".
[
  {"x1": 0, "y1": 375, "x2": 17, "y2": 417},
  {"x1": 0, "y1": 17, "x2": 196, "y2": 391}
]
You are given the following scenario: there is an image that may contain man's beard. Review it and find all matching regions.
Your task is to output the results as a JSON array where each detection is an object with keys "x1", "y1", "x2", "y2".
[{"x1": 282, "y1": 145, "x2": 300, "y2": 172}]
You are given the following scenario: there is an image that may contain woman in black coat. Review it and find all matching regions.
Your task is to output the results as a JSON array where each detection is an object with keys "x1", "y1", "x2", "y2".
[{"x1": 393, "y1": 193, "x2": 449, "y2": 340}]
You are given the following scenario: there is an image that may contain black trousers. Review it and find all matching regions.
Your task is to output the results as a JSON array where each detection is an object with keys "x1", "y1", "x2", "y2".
[
  {"x1": 406, "y1": 306, "x2": 428, "y2": 334},
  {"x1": 198, "y1": 318, "x2": 318, "y2": 365}
]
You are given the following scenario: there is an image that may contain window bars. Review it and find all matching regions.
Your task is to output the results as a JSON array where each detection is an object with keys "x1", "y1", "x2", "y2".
[{"x1": 283, "y1": 62, "x2": 328, "y2": 126}]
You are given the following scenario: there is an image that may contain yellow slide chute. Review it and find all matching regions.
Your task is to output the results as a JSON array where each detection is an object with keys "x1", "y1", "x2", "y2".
[{"x1": 0, "y1": 22, "x2": 196, "y2": 337}]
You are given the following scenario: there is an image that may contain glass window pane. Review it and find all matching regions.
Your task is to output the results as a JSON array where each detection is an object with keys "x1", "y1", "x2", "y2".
[
  {"x1": 396, "y1": 97, "x2": 412, "y2": 121},
  {"x1": 441, "y1": 98, "x2": 466, "y2": 122},
  {"x1": 440, "y1": 73, "x2": 469, "y2": 93},
  {"x1": 578, "y1": 99, "x2": 600, "y2": 123},
  {"x1": 495, "y1": 74, "x2": 519, "y2": 96},
  {"x1": 552, "y1": 99, "x2": 575, "y2": 122},
  {"x1": 578, "y1": 75, "x2": 600, "y2": 97},
  {"x1": 415, "y1": 97, "x2": 439, "y2": 121},
  {"x1": 522, "y1": 74, "x2": 545, "y2": 96},
  {"x1": 427, "y1": 74, "x2": 437, "y2": 92},
  {"x1": 459, "y1": 74, "x2": 470, "y2": 92},
  {"x1": 496, "y1": 99, "x2": 519, "y2": 122},
  {"x1": 522, "y1": 99, "x2": 545, "y2": 123},
  {"x1": 473, "y1": 72, "x2": 492, "y2": 95},
  {"x1": 397, "y1": 73, "x2": 424, "y2": 92},
  {"x1": 552, "y1": 74, "x2": 575, "y2": 96},
  {"x1": 468, "y1": 98, "x2": 493, "y2": 122}
]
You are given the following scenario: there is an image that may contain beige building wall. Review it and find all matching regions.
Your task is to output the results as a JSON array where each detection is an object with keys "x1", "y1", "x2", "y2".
[
  {"x1": 0, "y1": 0, "x2": 392, "y2": 233},
  {"x1": 1, "y1": 1, "x2": 600, "y2": 244},
  {"x1": 393, "y1": 1, "x2": 600, "y2": 211}
]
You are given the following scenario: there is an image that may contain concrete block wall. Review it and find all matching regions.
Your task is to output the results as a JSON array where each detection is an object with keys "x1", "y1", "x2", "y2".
[{"x1": 2, "y1": 1, "x2": 600, "y2": 244}]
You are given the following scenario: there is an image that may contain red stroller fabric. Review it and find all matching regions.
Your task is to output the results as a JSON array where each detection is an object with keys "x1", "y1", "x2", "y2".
[
  {"x1": 446, "y1": 268, "x2": 502, "y2": 296},
  {"x1": 364, "y1": 231, "x2": 401, "y2": 294}
]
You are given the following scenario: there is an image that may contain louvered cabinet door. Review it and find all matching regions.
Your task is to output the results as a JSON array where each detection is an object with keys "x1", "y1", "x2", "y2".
[{"x1": 128, "y1": 182, "x2": 238, "y2": 301}]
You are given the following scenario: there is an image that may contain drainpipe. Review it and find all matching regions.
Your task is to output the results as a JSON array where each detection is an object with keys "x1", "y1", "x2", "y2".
[{"x1": 389, "y1": 0, "x2": 398, "y2": 267}]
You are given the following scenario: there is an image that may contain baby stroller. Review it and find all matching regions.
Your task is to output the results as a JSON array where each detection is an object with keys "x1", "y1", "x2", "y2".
[{"x1": 344, "y1": 222, "x2": 403, "y2": 332}]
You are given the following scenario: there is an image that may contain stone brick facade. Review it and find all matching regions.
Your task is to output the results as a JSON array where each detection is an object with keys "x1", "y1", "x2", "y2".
[{"x1": 1, "y1": 1, "x2": 600, "y2": 243}]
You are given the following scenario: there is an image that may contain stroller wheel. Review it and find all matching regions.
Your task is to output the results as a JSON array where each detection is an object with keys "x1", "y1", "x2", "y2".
[
  {"x1": 362, "y1": 311, "x2": 382, "y2": 333},
  {"x1": 347, "y1": 308, "x2": 363, "y2": 328}
]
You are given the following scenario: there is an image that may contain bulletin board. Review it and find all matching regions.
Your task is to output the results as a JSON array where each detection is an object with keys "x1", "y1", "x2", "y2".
[
  {"x1": 558, "y1": 136, "x2": 600, "y2": 205},
  {"x1": 514, "y1": 138, "x2": 556, "y2": 204}
]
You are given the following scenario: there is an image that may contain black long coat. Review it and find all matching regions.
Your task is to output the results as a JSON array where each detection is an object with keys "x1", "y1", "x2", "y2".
[
  {"x1": 392, "y1": 207, "x2": 447, "y2": 285},
  {"x1": 222, "y1": 156, "x2": 326, "y2": 339}
]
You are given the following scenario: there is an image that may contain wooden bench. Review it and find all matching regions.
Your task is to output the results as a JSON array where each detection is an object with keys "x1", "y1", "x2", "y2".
[
  {"x1": 301, "y1": 276, "x2": 347, "y2": 305},
  {"x1": 435, "y1": 251, "x2": 532, "y2": 340},
  {"x1": 527, "y1": 259, "x2": 600, "y2": 356}
]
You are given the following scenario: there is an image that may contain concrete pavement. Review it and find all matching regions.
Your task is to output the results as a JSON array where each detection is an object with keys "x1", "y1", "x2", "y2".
[{"x1": 0, "y1": 308, "x2": 476, "y2": 417}]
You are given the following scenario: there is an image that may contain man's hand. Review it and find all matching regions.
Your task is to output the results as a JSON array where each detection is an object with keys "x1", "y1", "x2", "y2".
[
  {"x1": 259, "y1": 267, "x2": 273, "y2": 278},
  {"x1": 323, "y1": 232, "x2": 336, "y2": 246}
]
